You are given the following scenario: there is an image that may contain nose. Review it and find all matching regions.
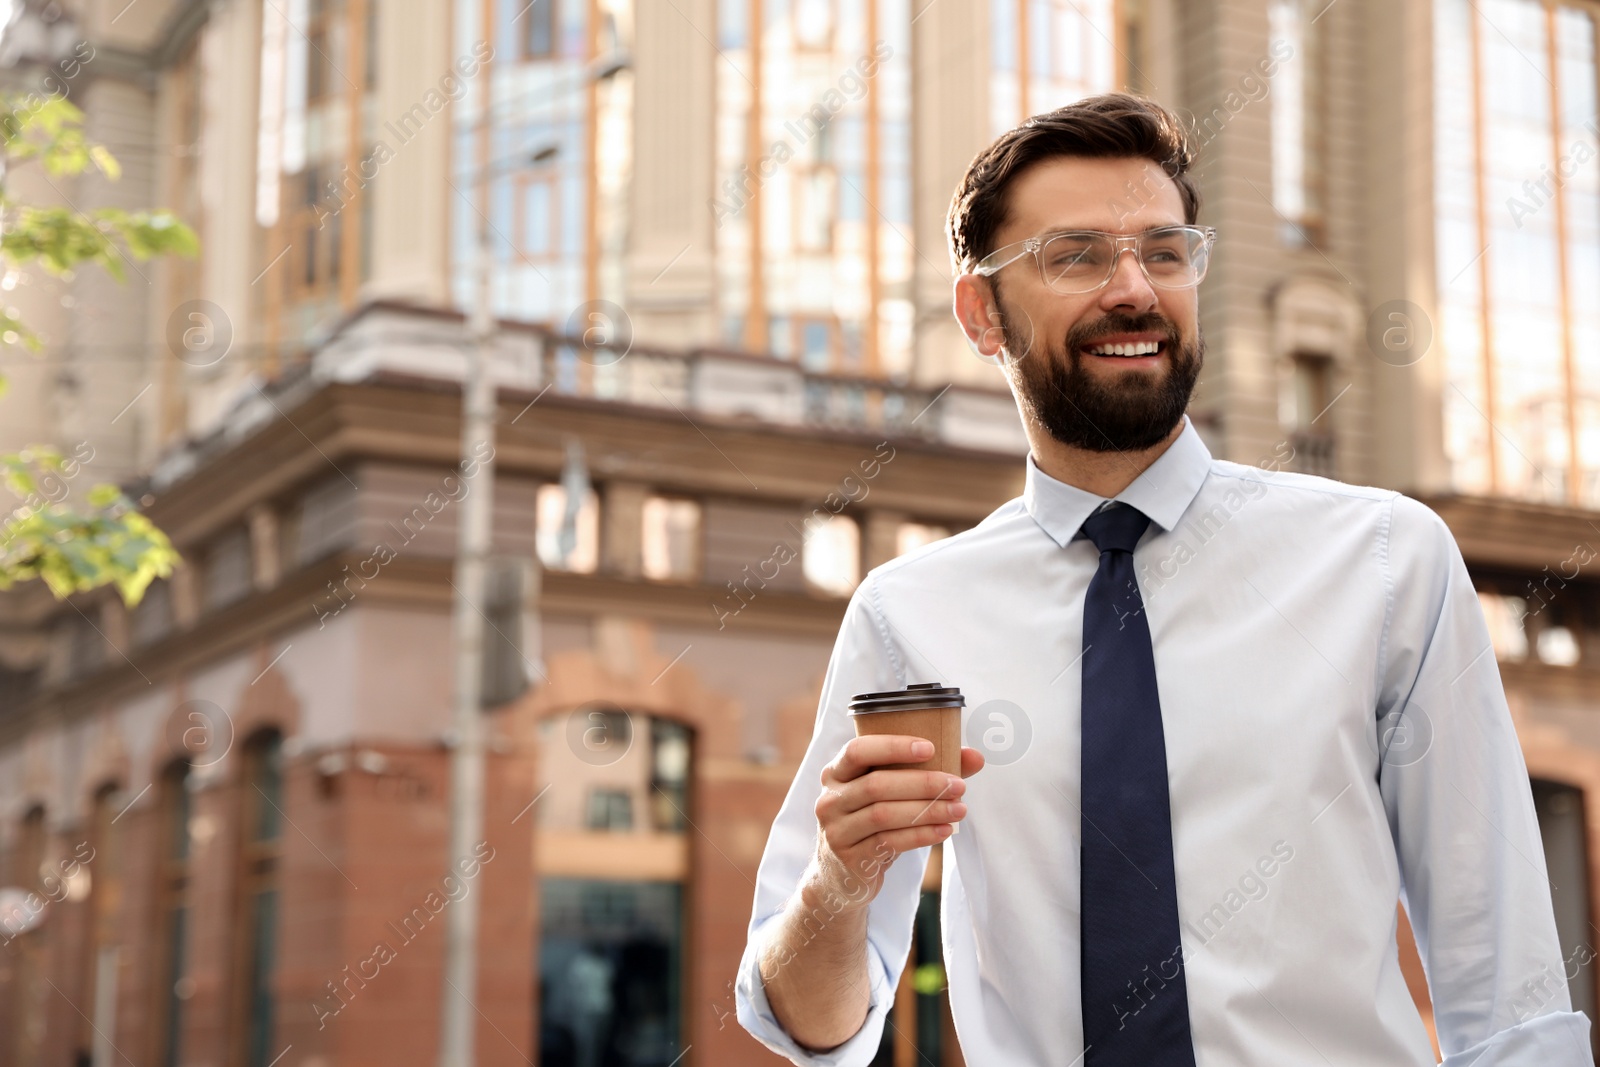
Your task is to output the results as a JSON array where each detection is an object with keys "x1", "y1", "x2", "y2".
[{"x1": 1097, "y1": 247, "x2": 1159, "y2": 314}]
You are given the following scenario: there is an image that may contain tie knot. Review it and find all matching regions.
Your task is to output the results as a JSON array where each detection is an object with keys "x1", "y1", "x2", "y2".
[{"x1": 1080, "y1": 502, "x2": 1151, "y2": 555}]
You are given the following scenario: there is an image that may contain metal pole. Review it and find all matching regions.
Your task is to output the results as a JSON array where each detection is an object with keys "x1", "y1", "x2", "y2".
[{"x1": 438, "y1": 169, "x2": 497, "y2": 1067}]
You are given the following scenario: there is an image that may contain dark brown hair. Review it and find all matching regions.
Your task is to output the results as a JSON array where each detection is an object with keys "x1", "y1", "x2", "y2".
[{"x1": 946, "y1": 93, "x2": 1201, "y2": 275}]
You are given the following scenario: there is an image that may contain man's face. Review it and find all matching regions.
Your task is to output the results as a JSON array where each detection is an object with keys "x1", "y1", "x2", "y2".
[{"x1": 963, "y1": 155, "x2": 1204, "y2": 453}]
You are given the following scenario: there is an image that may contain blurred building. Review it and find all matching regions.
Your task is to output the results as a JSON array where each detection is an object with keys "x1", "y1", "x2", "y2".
[{"x1": 0, "y1": 0, "x2": 1595, "y2": 1065}]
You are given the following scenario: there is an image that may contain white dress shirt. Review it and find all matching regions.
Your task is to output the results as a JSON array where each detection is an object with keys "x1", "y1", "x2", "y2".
[{"x1": 736, "y1": 414, "x2": 1594, "y2": 1066}]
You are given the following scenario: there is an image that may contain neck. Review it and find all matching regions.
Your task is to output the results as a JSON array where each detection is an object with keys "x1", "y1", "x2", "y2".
[{"x1": 1026, "y1": 417, "x2": 1186, "y2": 498}]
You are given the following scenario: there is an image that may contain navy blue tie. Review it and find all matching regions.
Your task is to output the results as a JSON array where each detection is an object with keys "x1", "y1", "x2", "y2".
[{"x1": 1078, "y1": 502, "x2": 1196, "y2": 1065}]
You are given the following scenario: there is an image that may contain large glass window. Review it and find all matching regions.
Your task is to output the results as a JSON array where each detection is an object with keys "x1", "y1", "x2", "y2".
[
  {"x1": 539, "y1": 880, "x2": 683, "y2": 1066},
  {"x1": 536, "y1": 712, "x2": 693, "y2": 1066},
  {"x1": 1269, "y1": 0, "x2": 1330, "y2": 244},
  {"x1": 451, "y1": 0, "x2": 633, "y2": 325},
  {"x1": 256, "y1": 0, "x2": 380, "y2": 356},
  {"x1": 989, "y1": 0, "x2": 1117, "y2": 138},
  {"x1": 714, "y1": 0, "x2": 915, "y2": 377},
  {"x1": 1435, "y1": 0, "x2": 1600, "y2": 504}
]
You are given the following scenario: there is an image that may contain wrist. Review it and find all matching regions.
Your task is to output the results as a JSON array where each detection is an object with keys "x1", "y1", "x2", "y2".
[{"x1": 798, "y1": 857, "x2": 873, "y2": 917}]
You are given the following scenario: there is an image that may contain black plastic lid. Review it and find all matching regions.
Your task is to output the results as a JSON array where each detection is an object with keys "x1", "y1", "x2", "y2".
[{"x1": 849, "y1": 682, "x2": 966, "y2": 714}]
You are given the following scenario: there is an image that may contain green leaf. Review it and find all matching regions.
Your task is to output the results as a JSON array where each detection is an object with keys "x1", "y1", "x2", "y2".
[
  {"x1": 0, "y1": 481, "x2": 181, "y2": 606},
  {"x1": 0, "y1": 90, "x2": 196, "y2": 604},
  {"x1": 88, "y1": 144, "x2": 119, "y2": 180}
]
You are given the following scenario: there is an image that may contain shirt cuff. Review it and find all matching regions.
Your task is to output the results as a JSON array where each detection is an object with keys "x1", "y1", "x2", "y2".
[
  {"x1": 1440, "y1": 1010, "x2": 1594, "y2": 1066},
  {"x1": 734, "y1": 914, "x2": 896, "y2": 1067}
]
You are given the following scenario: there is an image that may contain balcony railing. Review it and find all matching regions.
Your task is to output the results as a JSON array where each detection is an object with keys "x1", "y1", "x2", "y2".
[
  {"x1": 1289, "y1": 430, "x2": 1337, "y2": 478},
  {"x1": 536, "y1": 328, "x2": 1019, "y2": 449},
  {"x1": 308, "y1": 304, "x2": 1028, "y2": 455}
]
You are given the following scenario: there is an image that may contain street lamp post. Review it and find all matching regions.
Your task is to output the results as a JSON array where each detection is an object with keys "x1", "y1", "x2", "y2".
[
  {"x1": 437, "y1": 154, "x2": 499, "y2": 1067},
  {"x1": 437, "y1": 49, "x2": 628, "y2": 1067}
]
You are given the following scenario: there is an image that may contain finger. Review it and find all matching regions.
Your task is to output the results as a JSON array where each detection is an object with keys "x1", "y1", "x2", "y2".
[
  {"x1": 825, "y1": 768, "x2": 963, "y2": 817},
  {"x1": 833, "y1": 798, "x2": 968, "y2": 847},
  {"x1": 864, "y1": 821, "x2": 956, "y2": 856},
  {"x1": 826, "y1": 734, "x2": 937, "y2": 784},
  {"x1": 960, "y1": 746, "x2": 986, "y2": 779}
]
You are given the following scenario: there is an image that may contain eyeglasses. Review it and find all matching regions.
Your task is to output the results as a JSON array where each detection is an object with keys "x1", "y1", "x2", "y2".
[{"x1": 971, "y1": 225, "x2": 1218, "y2": 295}]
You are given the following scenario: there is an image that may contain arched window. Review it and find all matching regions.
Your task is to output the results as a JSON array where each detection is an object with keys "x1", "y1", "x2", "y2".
[
  {"x1": 152, "y1": 762, "x2": 192, "y2": 1067},
  {"x1": 233, "y1": 731, "x2": 284, "y2": 1067},
  {"x1": 535, "y1": 710, "x2": 692, "y2": 1066}
]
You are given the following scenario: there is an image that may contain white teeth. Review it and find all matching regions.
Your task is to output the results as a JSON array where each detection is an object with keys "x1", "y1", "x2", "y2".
[{"x1": 1088, "y1": 341, "x2": 1161, "y2": 356}]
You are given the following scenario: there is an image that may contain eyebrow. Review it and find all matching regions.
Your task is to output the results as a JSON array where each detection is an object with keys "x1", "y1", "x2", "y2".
[{"x1": 1035, "y1": 222, "x2": 1187, "y2": 236}]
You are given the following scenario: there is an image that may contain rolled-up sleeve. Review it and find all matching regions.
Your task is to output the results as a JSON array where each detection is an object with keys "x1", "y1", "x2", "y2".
[
  {"x1": 1377, "y1": 495, "x2": 1594, "y2": 1065},
  {"x1": 734, "y1": 577, "x2": 930, "y2": 1065}
]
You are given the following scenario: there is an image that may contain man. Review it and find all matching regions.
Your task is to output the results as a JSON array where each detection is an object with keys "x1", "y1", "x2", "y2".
[{"x1": 734, "y1": 93, "x2": 1594, "y2": 1066}]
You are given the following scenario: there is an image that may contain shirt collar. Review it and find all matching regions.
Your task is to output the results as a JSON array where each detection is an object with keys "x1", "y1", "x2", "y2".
[{"x1": 1022, "y1": 413, "x2": 1214, "y2": 548}]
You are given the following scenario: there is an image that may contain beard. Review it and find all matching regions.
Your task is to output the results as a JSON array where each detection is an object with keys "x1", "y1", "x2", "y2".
[{"x1": 996, "y1": 295, "x2": 1203, "y2": 453}]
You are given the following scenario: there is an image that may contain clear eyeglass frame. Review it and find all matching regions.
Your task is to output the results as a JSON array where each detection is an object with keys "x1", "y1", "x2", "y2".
[{"x1": 970, "y1": 225, "x2": 1219, "y2": 295}]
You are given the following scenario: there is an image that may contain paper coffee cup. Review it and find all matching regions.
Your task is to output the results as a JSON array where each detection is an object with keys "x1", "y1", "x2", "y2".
[{"x1": 848, "y1": 682, "x2": 966, "y2": 778}]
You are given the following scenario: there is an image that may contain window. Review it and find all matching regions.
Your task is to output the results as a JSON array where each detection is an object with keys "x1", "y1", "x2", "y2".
[
  {"x1": 539, "y1": 880, "x2": 684, "y2": 1065},
  {"x1": 204, "y1": 528, "x2": 253, "y2": 611},
  {"x1": 257, "y1": 0, "x2": 378, "y2": 353},
  {"x1": 1270, "y1": 0, "x2": 1329, "y2": 243},
  {"x1": 1537, "y1": 625, "x2": 1580, "y2": 665},
  {"x1": 364, "y1": 1, "x2": 378, "y2": 89},
  {"x1": 649, "y1": 719, "x2": 691, "y2": 833},
  {"x1": 76, "y1": 786, "x2": 123, "y2": 1066},
  {"x1": 1435, "y1": 0, "x2": 1600, "y2": 504},
  {"x1": 131, "y1": 580, "x2": 174, "y2": 646},
  {"x1": 1531, "y1": 781, "x2": 1596, "y2": 1029},
  {"x1": 794, "y1": 0, "x2": 833, "y2": 50},
  {"x1": 536, "y1": 714, "x2": 693, "y2": 1065},
  {"x1": 536, "y1": 483, "x2": 600, "y2": 573},
  {"x1": 641, "y1": 497, "x2": 701, "y2": 581},
  {"x1": 798, "y1": 318, "x2": 835, "y2": 372},
  {"x1": 525, "y1": 0, "x2": 557, "y2": 58},
  {"x1": 517, "y1": 170, "x2": 560, "y2": 262},
  {"x1": 803, "y1": 514, "x2": 860, "y2": 595},
  {"x1": 896, "y1": 522, "x2": 951, "y2": 557},
  {"x1": 66, "y1": 613, "x2": 105, "y2": 680},
  {"x1": 234, "y1": 733, "x2": 283, "y2": 1067},
  {"x1": 1478, "y1": 591, "x2": 1529, "y2": 660},
  {"x1": 154, "y1": 762, "x2": 192, "y2": 1067},
  {"x1": 295, "y1": 477, "x2": 359, "y2": 565},
  {"x1": 586, "y1": 789, "x2": 633, "y2": 831},
  {"x1": 794, "y1": 164, "x2": 837, "y2": 252},
  {"x1": 1289, "y1": 353, "x2": 1334, "y2": 429},
  {"x1": 714, "y1": 0, "x2": 915, "y2": 375},
  {"x1": 10, "y1": 806, "x2": 46, "y2": 1065},
  {"x1": 989, "y1": 0, "x2": 1116, "y2": 137},
  {"x1": 451, "y1": 0, "x2": 630, "y2": 327}
]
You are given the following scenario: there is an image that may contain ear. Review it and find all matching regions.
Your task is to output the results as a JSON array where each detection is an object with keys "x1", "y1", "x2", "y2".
[{"x1": 953, "y1": 274, "x2": 1009, "y2": 366}]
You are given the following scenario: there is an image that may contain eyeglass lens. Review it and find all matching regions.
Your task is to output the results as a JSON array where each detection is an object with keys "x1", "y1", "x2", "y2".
[{"x1": 1039, "y1": 229, "x2": 1210, "y2": 293}]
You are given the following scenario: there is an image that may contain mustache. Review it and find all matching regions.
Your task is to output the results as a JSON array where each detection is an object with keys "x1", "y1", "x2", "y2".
[{"x1": 1065, "y1": 313, "x2": 1183, "y2": 352}]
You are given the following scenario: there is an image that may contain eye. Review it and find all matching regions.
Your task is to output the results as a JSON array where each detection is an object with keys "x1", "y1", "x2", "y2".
[{"x1": 1045, "y1": 240, "x2": 1104, "y2": 269}]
